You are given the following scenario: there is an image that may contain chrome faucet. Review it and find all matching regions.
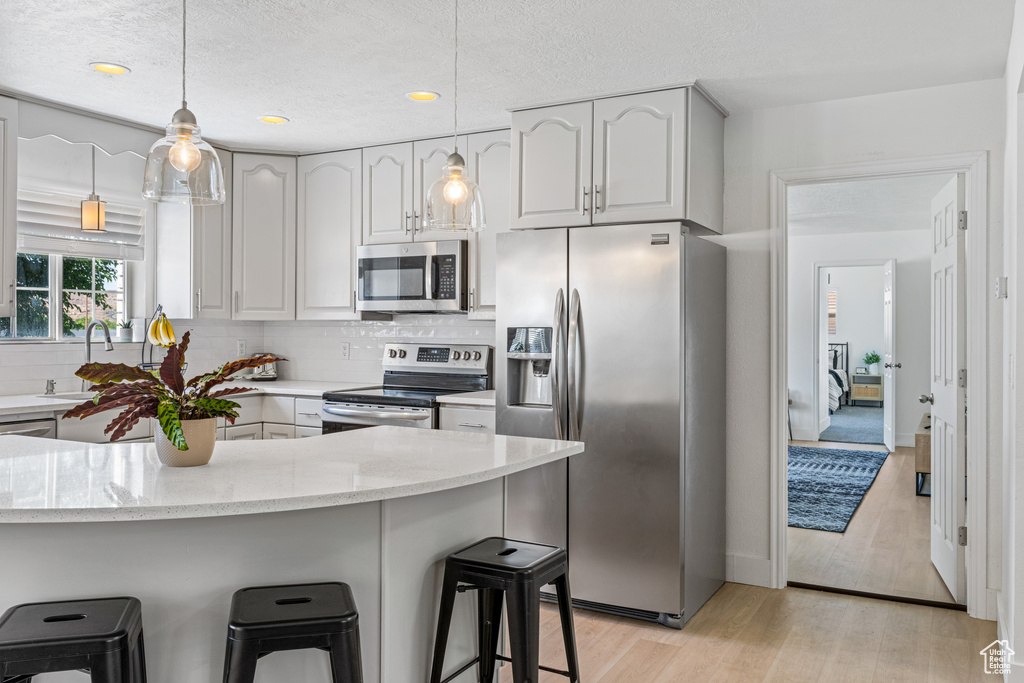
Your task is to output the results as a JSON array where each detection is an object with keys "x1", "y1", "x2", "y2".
[{"x1": 83, "y1": 320, "x2": 114, "y2": 391}]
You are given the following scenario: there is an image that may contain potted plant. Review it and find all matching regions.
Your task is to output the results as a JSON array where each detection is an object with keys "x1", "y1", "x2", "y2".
[
  {"x1": 63, "y1": 330, "x2": 285, "y2": 467},
  {"x1": 863, "y1": 351, "x2": 881, "y2": 374},
  {"x1": 117, "y1": 319, "x2": 133, "y2": 342}
]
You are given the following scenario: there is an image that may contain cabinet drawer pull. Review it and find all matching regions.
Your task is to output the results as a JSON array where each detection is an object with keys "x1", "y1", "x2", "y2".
[
  {"x1": 594, "y1": 184, "x2": 602, "y2": 212},
  {"x1": 297, "y1": 412, "x2": 321, "y2": 418},
  {"x1": 414, "y1": 211, "x2": 420, "y2": 234},
  {"x1": 458, "y1": 423, "x2": 487, "y2": 429},
  {"x1": 580, "y1": 185, "x2": 590, "y2": 215},
  {"x1": 405, "y1": 212, "x2": 412, "y2": 234}
]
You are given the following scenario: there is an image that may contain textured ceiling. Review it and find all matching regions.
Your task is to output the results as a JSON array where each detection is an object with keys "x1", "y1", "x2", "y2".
[
  {"x1": 787, "y1": 174, "x2": 955, "y2": 236},
  {"x1": 0, "y1": 0, "x2": 1015, "y2": 153}
]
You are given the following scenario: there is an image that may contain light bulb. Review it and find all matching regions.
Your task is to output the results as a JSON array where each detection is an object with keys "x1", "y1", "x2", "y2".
[
  {"x1": 169, "y1": 136, "x2": 201, "y2": 172},
  {"x1": 443, "y1": 173, "x2": 469, "y2": 205}
]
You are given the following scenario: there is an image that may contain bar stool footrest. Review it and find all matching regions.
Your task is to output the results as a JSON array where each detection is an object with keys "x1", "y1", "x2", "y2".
[
  {"x1": 439, "y1": 656, "x2": 480, "y2": 683},
  {"x1": 493, "y1": 653, "x2": 571, "y2": 677}
]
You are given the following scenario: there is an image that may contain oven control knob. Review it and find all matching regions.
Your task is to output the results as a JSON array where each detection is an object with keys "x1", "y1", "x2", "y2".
[
  {"x1": 452, "y1": 351, "x2": 461, "y2": 360},
  {"x1": 388, "y1": 349, "x2": 397, "y2": 358},
  {"x1": 473, "y1": 351, "x2": 482, "y2": 361},
  {"x1": 398, "y1": 349, "x2": 406, "y2": 358}
]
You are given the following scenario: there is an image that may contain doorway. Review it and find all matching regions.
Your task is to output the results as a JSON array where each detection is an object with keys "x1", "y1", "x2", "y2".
[{"x1": 768, "y1": 153, "x2": 989, "y2": 617}]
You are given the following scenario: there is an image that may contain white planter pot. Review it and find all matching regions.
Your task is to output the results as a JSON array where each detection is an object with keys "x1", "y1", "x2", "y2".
[{"x1": 154, "y1": 418, "x2": 217, "y2": 467}]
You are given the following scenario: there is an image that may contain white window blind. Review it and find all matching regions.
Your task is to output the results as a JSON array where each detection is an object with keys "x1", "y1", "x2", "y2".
[{"x1": 16, "y1": 188, "x2": 146, "y2": 261}]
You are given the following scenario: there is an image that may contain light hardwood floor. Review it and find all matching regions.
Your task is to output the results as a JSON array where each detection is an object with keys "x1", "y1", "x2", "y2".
[
  {"x1": 787, "y1": 440, "x2": 955, "y2": 604},
  {"x1": 496, "y1": 583, "x2": 994, "y2": 682}
]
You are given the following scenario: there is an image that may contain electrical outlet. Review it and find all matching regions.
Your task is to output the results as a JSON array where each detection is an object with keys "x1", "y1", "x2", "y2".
[
  {"x1": 236, "y1": 339, "x2": 246, "y2": 357},
  {"x1": 339, "y1": 342, "x2": 351, "y2": 360}
]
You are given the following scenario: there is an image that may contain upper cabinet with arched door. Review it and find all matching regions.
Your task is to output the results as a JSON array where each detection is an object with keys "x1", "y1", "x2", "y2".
[{"x1": 510, "y1": 86, "x2": 725, "y2": 234}]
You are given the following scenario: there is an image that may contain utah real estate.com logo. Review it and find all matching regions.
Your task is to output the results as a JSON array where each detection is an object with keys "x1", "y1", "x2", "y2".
[{"x1": 980, "y1": 640, "x2": 1014, "y2": 675}]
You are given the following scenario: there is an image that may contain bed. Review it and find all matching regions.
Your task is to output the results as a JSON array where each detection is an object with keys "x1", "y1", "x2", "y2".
[{"x1": 827, "y1": 342, "x2": 851, "y2": 414}]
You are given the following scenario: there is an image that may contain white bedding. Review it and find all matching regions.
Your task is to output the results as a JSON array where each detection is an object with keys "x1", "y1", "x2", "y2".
[{"x1": 828, "y1": 368, "x2": 849, "y2": 413}]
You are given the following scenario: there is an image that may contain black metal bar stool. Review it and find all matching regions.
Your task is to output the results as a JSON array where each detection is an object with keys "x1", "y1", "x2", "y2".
[
  {"x1": 429, "y1": 537, "x2": 580, "y2": 683},
  {"x1": 0, "y1": 596, "x2": 147, "y2": 683},
  {"x1": 222, "y1": 582, "x2": 362, "y2": 683}
]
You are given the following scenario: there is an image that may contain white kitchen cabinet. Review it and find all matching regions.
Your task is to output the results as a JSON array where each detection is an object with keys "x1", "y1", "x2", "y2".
[
  {"x1": 156, "y1": 148, "x2": 233, "y2": 320},
  {"x1": 439, "y1": 405, "x2": 495, "y2": 433},
  {"x1": 465, "y1": 130, "x2": 510, "y2": 320},
  {"x1": 261, "y1": 396, "x2": 295, "y2": 424},
  {"x1": 232, "y1": 153, "x2": 296, "y2": 320},
  {"x1": 218, "y1": 395, "x2": 262, "y2": 430},
  {"x1": 0, "y1": 95, "x2": 18, "y2": 319},
  {"x1": 413, "y1": 135, "x2": 469, "y2": 242},
  {"x1": 510, "y1": 101, "x2": 593, "y2": 230},
  {"x1": 262, "y1": 423, "x2": 295, "y2": 440},
  {"x1": 363, "y1": 143, "x2": 413, "y2": 244},
  {"x1": 295, "y1": 425, "x2": 322, "y2": 438},
  {"x1": 57, "y1": 411, "x2": 152, "y2": 443},
  {"x1": 592, "y1": 89, "x2": 686, "y2": 225},
  {"x1": 224, "y1": 423, "x2": 263, "y2": 440},
  {"x1": 297, "y1": 150, "x2": 362, "y2": 319},
  {"x1": 294, "y1": 398, "x2": 323, "y2": 427},
  {"x1": 510, "y1": 87, "x2": 725, "y2": 233}
]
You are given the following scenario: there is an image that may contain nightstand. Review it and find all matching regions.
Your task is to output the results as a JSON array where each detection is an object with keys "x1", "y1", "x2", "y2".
[{"x1": 850, "y1": 374, "x2": 883, "y2": 405}]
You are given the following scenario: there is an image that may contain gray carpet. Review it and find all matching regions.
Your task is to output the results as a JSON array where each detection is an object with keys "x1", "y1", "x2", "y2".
[
  {"x1": 820, "y1": 405, "x2": 884, "y2": 445},
  {"x1": 788, "y1": 446, "x2": 889, "y2": 532}
]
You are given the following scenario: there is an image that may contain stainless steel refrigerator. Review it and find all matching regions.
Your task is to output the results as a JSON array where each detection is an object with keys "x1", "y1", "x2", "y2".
[{"x1": 496, "y1": 223, "x2": 725, "y2": 628}]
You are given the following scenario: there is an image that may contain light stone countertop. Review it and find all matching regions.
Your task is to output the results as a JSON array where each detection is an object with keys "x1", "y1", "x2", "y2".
[
  {"x1": 0, "y1": 427, "x2": 583, "y2": 523},
  {"x1": 436, "y1": 390, "x2": 496, "y2": 408},
  {"x1": 0, "y1": 380, "x2": 374, "y2": 418}
]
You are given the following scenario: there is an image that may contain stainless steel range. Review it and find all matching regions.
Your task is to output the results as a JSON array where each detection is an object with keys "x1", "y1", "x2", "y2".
[{"x1": 321, "y1": 343, "x2": 492, "y2": 432}]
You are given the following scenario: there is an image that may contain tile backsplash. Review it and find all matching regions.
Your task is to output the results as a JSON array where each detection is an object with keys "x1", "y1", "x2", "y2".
[{"x1": 0, "y1": 317, "x2": 495, "y2": 396}]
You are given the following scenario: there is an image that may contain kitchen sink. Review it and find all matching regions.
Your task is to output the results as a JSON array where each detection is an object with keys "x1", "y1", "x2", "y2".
[{"x1": 37, "y1": 392, "x2": 98, "y2": 401}]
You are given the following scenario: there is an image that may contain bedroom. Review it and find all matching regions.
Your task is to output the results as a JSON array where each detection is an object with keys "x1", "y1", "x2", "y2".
[{"x1": 785, "y1": 173, "x2": 958, "y2": 605}]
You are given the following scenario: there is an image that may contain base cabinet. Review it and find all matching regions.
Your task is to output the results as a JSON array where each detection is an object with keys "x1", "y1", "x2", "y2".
[
  {"x1": 439, "y1": 405, "x2": 495, "y2": 433},
  {"x1": 224, "y1": 423, "x2": 263, "y2": 441},
  {"x1": 262, "y1": 423, "x2": 296, "y2": 440}
]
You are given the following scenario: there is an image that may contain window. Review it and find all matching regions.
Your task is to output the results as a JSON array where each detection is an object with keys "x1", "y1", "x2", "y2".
[{"x1": 0, "y1": 253, "x2": 127, "y2": 340}]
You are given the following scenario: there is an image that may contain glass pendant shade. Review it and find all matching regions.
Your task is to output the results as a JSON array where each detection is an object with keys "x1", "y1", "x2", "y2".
[
  {"x1": 142, "y1": 114, "x2": 224, "y2": 205},
  {"x1": 425, "y1": 152, "x2": 485, "y2": 232},
  {"x1": 81, "y1": 195, "x2": 106, "y2": 232}
]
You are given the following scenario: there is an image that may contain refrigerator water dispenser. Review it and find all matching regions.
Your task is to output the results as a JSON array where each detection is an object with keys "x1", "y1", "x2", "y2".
[{"x1": 505, "y1": 327, "x2": 553, "y2": 407}]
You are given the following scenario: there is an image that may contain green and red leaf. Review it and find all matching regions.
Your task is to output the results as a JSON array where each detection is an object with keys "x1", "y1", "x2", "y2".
[
  {"x1": 75, "y1": 363, "x2": 156, "y2": 385},
  {"x1": 157, "y1": 400, "x2": 188, "y2": 450}
]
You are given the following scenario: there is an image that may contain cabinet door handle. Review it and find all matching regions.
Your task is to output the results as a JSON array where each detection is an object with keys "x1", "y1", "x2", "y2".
[
  {"x1": 458, "y1": 423, "x2": 487, "y2": 429},
  {"x1": 593, "y1": 185, "x2": 602, "y2": 213},
  {"x1": 352, "y1": 289, "x2": 357, "y2": 310},
  {"x1": 7, "y1": 280, "x2": 13, "y2": 306},
  {"x1": 405, "y1": 212, "x2": 412, "y2": 234},
  {"x1": 469, "y1": 288, "x2": 475, "y2": 312},
  {"x1": 196, "y1": 289, "x2": 202, "y2": 312},
  {"x1": 414, "y1": 211, "x2": 420, "y2": 235},
  {"x1": 580, "y1": 186, "x2": 590, "y2": 215},
  {"x1": 234, "y1": 291, "x2": 239, "y2": 314}
]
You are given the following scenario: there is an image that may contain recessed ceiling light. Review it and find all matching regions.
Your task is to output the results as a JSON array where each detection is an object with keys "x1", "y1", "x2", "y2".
[
  {"x1": 407, "y1": 91, "x2": 440, "y2": 102},
  {"x1": 90, "y1": 62, "x2": 130, "y2": 75},
  {"x1": 259, "y1": 115, "x2": 289, "y2": 124}
]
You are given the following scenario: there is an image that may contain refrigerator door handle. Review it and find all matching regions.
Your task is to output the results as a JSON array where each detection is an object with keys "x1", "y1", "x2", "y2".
[
  {"x1": 551, "y1": 288, "x2": 565, "y2": 440},
  {"x1": 567, "y1": 288, "x2": 581, "y2": 441}
]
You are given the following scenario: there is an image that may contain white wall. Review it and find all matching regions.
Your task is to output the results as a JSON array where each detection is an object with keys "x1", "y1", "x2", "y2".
[
  {"x1": 717, "y1": 78, "x2": 1004, "y2": 591},
  {"x1": 1002, "y1": 0, "x2": 1024, "y2": 674},
  {"x1": 786, "y1": 233, "x2": 932, "y2": 447}
]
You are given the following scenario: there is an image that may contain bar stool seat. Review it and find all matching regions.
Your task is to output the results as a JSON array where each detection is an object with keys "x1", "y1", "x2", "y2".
[
  {"x1": 222, "y1": 582, "x2": 362, "y2": 683},
  {"x1": 0, "y1": 596, "x2": 146, "y2": 683},
  {"x1": 430, "y1": 537, "x2": 580, "y2": 683}
]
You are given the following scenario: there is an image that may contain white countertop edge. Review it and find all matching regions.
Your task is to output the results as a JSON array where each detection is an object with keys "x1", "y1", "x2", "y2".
[
  {"x1": 436, "y1": 390, "x2": 496, "y2": 408},
  {"x1": 0, "y1": 440, "x2": 583, "y2": 524}
]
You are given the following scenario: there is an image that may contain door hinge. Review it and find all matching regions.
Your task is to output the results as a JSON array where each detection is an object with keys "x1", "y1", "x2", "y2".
[
  {"x1": 995, "y1": 276, "x2": 1009, "y2": 299},
  {"x1": 958, "y1": 368, "x2": 967, "y2": 388},
  {"x1": 958, "y1": 210, "x2": 968, "y2": 231},
  {"x1": 958, "y1": 526, "x2": 968, "y2": 546}
]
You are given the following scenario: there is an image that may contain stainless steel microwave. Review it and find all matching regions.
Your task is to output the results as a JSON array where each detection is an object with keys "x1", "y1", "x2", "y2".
[{"x1": 356, "y1": 240, "x2": 468, "y2": 313}]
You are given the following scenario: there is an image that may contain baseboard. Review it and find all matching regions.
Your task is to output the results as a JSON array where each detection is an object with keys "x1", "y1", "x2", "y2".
[
  {"x1": 726, "y1": 553, "x2": 772, "y2": 587},
  {"x1": 896, "y1": 433, "x2": 915, "y2": 448},
  {"x1": 791, "y1": 427, "x2": 819, "y2": 442},
  {"x1": 819, "y1": 416, "x2": 830, "y2": 434}
]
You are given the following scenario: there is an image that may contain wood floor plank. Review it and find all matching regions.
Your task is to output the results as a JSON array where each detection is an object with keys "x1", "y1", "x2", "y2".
[
  {"x1": 817, "y1": 595, "x2": 890, "y2": 683},
  {"x1": 872, "y1": 602, "x2": 934, "y2": 682},
  {"x1": 761, "y1": 590, "x2": 849, "y2": 681},
  {"x1": 595, "y1": 638, "x2": 678, "y2": 683}
]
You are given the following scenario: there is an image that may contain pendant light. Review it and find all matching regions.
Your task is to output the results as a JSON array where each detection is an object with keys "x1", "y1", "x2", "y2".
[
  {"x1": 142, "y1": 0, "x2": 225, "y2": 205},
  {"x1": 424, "y1": 0, "x2": 485, "y2": 232},
  {"x1": 81, "y1": 145, "x2": 106, "y2": 233}
]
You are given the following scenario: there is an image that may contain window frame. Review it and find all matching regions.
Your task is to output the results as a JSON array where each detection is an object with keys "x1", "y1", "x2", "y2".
[{"x1": 0, "y1": 253, "x2": 130, "y2": 342}]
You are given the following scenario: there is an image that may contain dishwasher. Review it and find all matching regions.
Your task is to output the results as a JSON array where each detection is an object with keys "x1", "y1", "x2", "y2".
[{"x1": 0, "y1": 417, "x2": 57, "y2": 439}]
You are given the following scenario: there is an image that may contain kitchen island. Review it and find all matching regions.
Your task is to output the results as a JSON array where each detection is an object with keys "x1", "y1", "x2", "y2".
[{"x1": 0, "y1": 427, "x2": 583, "y2": 683}]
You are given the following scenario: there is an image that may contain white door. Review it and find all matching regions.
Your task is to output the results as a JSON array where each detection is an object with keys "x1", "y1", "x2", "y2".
[
  {"x1": 929, "y1": 174, "x2": 966, "y2": 602},
  {"x1": 193, "y1": 148, "x2": 233, "y2": 319},
  {"x1": 0, "y1": 95, "x2": 17, "y2": 319},
  {"x1": 510, "y1": 101, "x2": 593, "y2": 229},
  {"x1": 413, "y1": 135, "x2": 468, "y2": 242},
  {"x1": 231, "y1": 154, "x2": 296, "y2": 321},
  {"x1": 882, "y1": 259, "x2": 896, "y2": 452},
  {"x1": 465, "y1": 130, "x2": 510, "y2": 319},
  {"x1": 297, "y1": 150, "x2": 362, "y2": 320},
  {"x1": 362, "y1": 142, "x2": 413, "y2": 244},
  {"x1": 262, "y1": 423, "x2": 295, "y2": 440},
  {"x1": 592, "y1": 89, "x2": 687, "y2": 225},
  {"x1": 224, "y1": 423, "x2": 263, "y2": 441}
]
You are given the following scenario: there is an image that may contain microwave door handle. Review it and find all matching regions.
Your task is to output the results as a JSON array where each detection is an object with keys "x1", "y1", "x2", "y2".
[
  {"x1": 428, "y1": 258, "x2": 439, "y2": 300},
  {"x1": 551, "y1": 288, "x2": 565, "y2": 440}
]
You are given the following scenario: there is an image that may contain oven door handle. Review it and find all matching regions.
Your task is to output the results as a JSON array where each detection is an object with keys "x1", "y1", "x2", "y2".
[{"x1": 322, "y1": 406, "x2": 432, "y2": 421}]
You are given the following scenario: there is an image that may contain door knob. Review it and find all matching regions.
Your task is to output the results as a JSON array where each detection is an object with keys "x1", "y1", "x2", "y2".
[
  {"x1": 919, "y1": 393, "x2": 934, "y2": 404},
  {"x1": 884, "y1": 362, "x2": 902, "y2": 369}
]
